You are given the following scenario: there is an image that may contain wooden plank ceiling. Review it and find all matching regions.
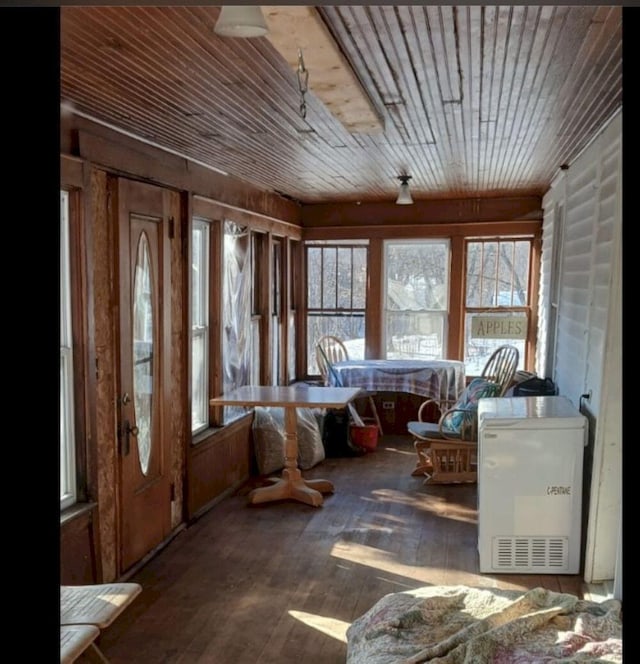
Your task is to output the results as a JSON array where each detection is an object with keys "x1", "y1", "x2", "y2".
[{"x1": 60, "y1": 5, "x2": 622, "y2": 205}]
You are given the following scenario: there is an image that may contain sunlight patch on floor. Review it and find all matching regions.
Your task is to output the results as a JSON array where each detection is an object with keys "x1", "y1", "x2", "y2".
[
  {"x1": 330, "y1": 540, "x2": 445, "y2": 584},
  {"x1": 379, "y1": 445, "x2": 416, "y2": 457},
  {"x1": 288, "y1": 610, "x2": 350, "y2": 643},
  {"x1": 362, "y1": 488, "x2": 477, "y2": 524}
]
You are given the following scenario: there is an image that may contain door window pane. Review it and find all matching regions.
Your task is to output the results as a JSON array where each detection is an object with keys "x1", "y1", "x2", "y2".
[{"x1": 133, "y1": 231, "x2": 154, "y2": 476}]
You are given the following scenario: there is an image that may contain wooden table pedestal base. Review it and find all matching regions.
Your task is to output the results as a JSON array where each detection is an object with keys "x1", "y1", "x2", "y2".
[{"x1": 249, "y1": 468, "x2": 334, "y2": 507}]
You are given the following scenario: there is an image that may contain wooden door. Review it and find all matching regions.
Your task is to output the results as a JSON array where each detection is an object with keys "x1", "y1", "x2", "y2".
[{"x1": 117, "y1": 178, "x2": 173, "y2": 572}]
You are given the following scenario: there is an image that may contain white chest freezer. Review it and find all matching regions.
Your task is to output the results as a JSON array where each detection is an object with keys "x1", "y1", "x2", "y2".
[{"x1": 477, "y1": 395, "x2": 587, "y2": 574}]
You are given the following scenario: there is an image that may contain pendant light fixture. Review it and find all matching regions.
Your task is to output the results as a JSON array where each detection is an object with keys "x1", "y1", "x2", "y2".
[
  {"x1": 214, "y1": 6, "x2": 269, "y2": 38},
  {"x1": 396, "y1": 175, "x2": 413, "y2": 205}
]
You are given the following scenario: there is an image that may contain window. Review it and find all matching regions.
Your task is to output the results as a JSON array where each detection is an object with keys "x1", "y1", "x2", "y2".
[
  {"x1": 306, "y1": 241, "x2": 368, "y2": 374},
  {"x1": 383, "y1": 240, "x2": 450, "y2": 359},
  {"x1": 222, "y1": 221, "x2": 252, "y2": 423},
  {"x1": 287, "y1": 240, "x2": 299, "y2": 383},
  {"x1": 250, "y1": 231, "x2": 265, "y2": 386},
  {"x1": 271, "y1": 239, "x2": 283, "y2": 386},
  {"x1": 60, "y1": 190, "x2": 76, "y2": 510},
  {"x1": 191, "y1": 218, "x2": 210, "y2": 434},
  {"x1": 463, "y1": 237, "x2": 532, "y2": 374}
]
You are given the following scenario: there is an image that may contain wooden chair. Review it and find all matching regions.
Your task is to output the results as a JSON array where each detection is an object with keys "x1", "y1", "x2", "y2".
[
  {"x1": 408, "y1": 345, "x2": 519, "y2": 483},
  {"x1": 315, "y1": 335, "x2": 383, "y2": 435},
  {"x1": 479, "y1": 344, "x2": 520, "y2": 396}
]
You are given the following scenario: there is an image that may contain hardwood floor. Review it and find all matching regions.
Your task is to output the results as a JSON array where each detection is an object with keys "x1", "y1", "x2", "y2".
[{"x1": 89, "y1": 434, "x2": 589, "y2": 663}]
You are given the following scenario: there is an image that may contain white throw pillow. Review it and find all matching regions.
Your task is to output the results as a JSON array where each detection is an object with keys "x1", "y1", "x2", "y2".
[{"x1": 252, "y1": 406, "x2": 325, "y2": 475}]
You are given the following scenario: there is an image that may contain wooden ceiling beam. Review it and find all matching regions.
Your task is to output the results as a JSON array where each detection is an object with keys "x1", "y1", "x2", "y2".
[{"x1": 263, "y1": 5, "x2": 384, "y2": 134}]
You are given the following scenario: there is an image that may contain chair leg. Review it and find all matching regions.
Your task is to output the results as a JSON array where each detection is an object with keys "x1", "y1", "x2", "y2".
[
  {"x1": 85, "y1": 642, "x2": 111, "y2": 663},
  {"x1": 412, "y1": 439, "x2": 433, "y2": 476},
  {"x1": 368, "y1": 396, "x2": 384, "y2": 436}
]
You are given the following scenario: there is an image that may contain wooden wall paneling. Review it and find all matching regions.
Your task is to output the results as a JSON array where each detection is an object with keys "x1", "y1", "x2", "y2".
[
  {"x1": 372, "y1": 391, "x2": 425, "y2": 435},
  {"x1": 283, "y1": 238, "x2": 291, "y2": 384},
  {"x1": 72, "y1": 116, "x2": 302, "y2": 226},
  {"x1": 192, "y1": 195, "x2": 302, "y2": 241},
  {"x1": 301, "y1": 197, "x2": 542, "y2": 229},
  {"x1": 302, "y1": 220, "x2": 542, "y2": 242},
  {"x1": 61, "y1": 154, "x2": 84, "y2": 189},
  {"x1": 274, "y1": 236, "x2": 287, "y2": 385},
  {"x1": 293, "y1": 239, "x2": 307, "y2": 380},
  {"x1": 60, "y1": 505, "x2": 100, "y2": 585},
  {"x1": 80, "y1": 159, "x2": 101, "y2": 583},
  {"x1": 187, "y1": 415, "x2": 253, "y2": 520},
  {"x1": 366, "y1": 239, "x2": 383, "y2": 359},
  {"x1": 258, "y1": 232, "x2": 271, "y2": 386},
  {"x1": 92, "y1": 169, "x2": 120, "y2": 582},
  {"x1": 167, "y1": 188, "x2": 188, "y2": 529},
  {"x1": 279, "y1": 237, "x2": 289, "y2": 385},
  {"x1": 448, "y1": 235, "x2": 465, "y2": 361}
]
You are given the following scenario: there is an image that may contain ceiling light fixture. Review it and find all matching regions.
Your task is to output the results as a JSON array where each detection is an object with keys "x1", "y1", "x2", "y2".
[
  {"x1": 396, "y1": 175, "x2": 413, "y2": 205},
  {"x1": 214, "y1": 6, "x2": 269, "y2": 38}
]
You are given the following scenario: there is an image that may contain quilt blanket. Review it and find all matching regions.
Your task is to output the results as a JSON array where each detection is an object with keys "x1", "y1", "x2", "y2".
[{"x1": 346, "y1": 585, "x2": 622, "y2": 663}]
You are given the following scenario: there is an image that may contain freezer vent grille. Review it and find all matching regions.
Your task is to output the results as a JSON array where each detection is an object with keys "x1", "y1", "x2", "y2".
[{"x1": 492, "y1": 537, "x2": 568, "y2": 570}]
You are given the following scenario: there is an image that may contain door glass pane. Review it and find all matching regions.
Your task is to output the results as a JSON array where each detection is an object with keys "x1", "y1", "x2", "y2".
[{"x1": 133, "y1": 231, "x2": 154, "y2": 476}]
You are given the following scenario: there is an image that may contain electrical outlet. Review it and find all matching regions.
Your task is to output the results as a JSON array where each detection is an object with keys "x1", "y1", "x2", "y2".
[{"x1": 382, "y1": 401, "x2": 395, "y2": 410}]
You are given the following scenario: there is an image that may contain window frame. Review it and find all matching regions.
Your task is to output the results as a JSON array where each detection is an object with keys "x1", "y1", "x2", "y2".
[
  {"x1": 61, "y1": 190, "x2": 77, "y2": 510},
  {"x1": 59, "y1": 185, "x2": 91, "y2": 512},
  {"x1": 191, "y1": 217, "x2": 211, "y2": 435},
  {"x1": 462, "y1": 235, "x2": 535, "y2": 373},
  {"x1": 304, "y1": 240, "x2": 369, "y2": 376},
  {"x1": 382, "y1": 238, "x2": 451, "y2": 360}
]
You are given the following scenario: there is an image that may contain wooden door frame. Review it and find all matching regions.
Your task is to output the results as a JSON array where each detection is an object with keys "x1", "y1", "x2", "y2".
[{"x1": 114, "y1": 176, "x2": 176, "y2": 574}]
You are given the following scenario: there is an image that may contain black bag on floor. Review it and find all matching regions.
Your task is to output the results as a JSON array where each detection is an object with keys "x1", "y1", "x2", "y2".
[
  {"x1": 322, "y1": 408, "x2": 365, "y2": 457},
  {"x1": 513, "y1": 376, "x2": 557, "y2": 397}
]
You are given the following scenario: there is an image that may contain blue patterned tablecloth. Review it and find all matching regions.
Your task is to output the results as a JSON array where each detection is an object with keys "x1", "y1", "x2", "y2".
[{"x1": 328, "y1": 359, "x2": 465, "y2": 402}]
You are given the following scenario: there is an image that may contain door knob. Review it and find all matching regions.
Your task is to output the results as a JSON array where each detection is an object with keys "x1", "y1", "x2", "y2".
[{"x1": 121, "y1": 420, "x2": 139, "y2": 456}]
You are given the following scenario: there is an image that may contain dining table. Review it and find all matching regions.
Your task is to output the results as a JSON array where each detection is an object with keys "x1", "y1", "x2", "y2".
[
  {"x1": 327, "y1": 358, "x2": 466, "y2": 403},
  {"x1": 210, "y1": 384, "x2": 364, "y2": 507}
]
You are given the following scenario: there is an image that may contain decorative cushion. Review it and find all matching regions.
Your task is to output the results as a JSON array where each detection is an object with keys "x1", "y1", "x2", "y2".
[
  {"x1": 252, "y1": 406, "x2": 325, "y2": 475},
  {"x1": 407, "y1": 420, "x2": 454, "y2": 440},
  {"x1": 441, "y1": 377, "x2": 500, "y2": 433}
]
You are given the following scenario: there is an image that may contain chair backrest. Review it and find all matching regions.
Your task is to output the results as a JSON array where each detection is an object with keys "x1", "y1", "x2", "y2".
[
  {"x1": 316, "y1": 335, "x2": 349, "y2": 382},
  {"x1": 480, "y1": 345, "x2": 519, "y2": 396}
]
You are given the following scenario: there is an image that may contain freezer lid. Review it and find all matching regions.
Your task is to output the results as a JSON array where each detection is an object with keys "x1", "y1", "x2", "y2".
[{"x1": 477, "y1": 395, "x2": 587, "y2": 429}]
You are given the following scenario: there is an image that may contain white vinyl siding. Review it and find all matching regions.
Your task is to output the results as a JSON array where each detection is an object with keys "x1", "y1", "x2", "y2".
[
  {"x1": 546, "y1": 114, "x2": 621, "y2": 413},
  {"x1": 553, "y1": 162, "x2": 598, "y2": 405},
  {"x1": 539, "y1": 109, "x2": 621, "y2": 586},
  {"x1": 585, "y1": 139, "x2": 621, "y2": 410}
]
